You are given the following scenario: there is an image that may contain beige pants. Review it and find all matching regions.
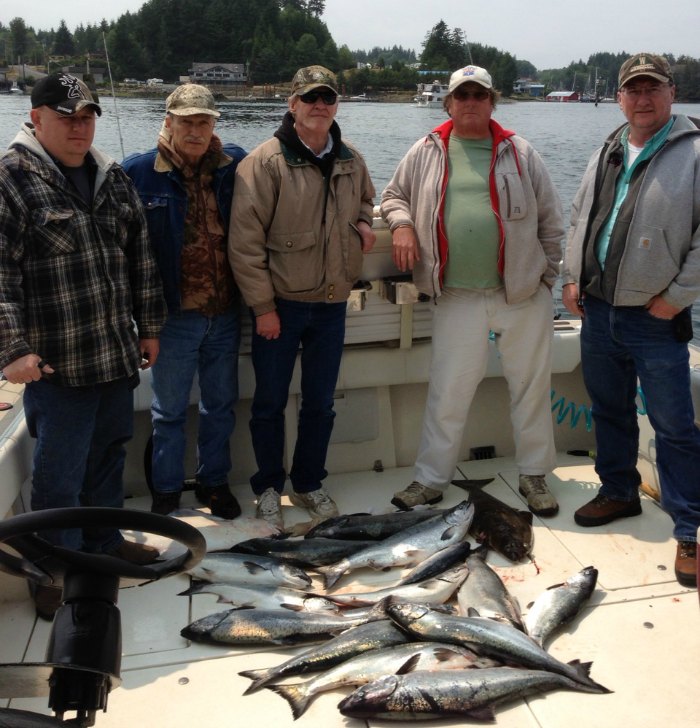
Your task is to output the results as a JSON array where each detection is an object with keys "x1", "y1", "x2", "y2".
[{"x1": 414, "y1": 285, "x2": 556, "y2": 490}]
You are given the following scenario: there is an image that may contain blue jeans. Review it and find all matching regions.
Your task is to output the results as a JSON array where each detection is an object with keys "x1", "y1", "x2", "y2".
[
  {"x1": 24, "y1": 377, "x2": 134, "y2": 552},
  {"x1": 581, "y1": 296, "x2": 700, "y2": 541},
  {"x1": 249, "y1": 299, "x2": 346, "y2": 495},
  {"x1": 151, "y1": 307, "x2": 240, "y2": 494}
]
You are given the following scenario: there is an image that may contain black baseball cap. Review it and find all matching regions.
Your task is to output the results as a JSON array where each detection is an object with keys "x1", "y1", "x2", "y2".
[{"x1": 31, "y1": 73, "x2": 102, "y2": 116}]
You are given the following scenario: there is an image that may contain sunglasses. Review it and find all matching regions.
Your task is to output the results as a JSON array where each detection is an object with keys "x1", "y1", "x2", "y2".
[
  {"x1": 298, "y1": 90, "x2": 338, "y2": 105},
  {"x1": 452, "y1": 88, "x2": 490, "y2": 102}
]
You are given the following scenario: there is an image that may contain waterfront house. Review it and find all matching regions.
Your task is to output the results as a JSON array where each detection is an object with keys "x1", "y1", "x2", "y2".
[
  {"x1": 546, "y1": 90, "x2": 580, "y2": 102},
  {"x1": 188, "y1": 63, "x2": 247, "y2": 86}
]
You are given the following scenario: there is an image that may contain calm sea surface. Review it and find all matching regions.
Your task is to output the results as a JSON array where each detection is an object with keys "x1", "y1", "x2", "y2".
[{"x1": 1, "y1": 95, "x2": 699, "y2": 341}]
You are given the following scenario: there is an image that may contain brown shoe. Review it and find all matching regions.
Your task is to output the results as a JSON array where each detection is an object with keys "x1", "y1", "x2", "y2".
[
  {"x1": 106, "y1": 540, "x2": 160, "y2": 565},
  {"x1": 675, "y1": 541, "x2": 697, "y2": 587},
  {"x1": 574, "y1": 493, "x2": 642, "y2": 527},
  {"x1": 33, "y1": 584, "x2": 63, "y2": 621}
]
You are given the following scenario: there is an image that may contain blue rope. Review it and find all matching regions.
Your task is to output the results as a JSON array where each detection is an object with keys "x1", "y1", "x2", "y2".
[{"x1": 551, "y1": 385, "x2": 647, "y2": 430}]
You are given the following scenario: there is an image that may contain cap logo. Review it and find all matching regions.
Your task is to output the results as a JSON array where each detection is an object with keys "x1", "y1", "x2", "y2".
[{"x1": 58, "y1": 73, "x2": 87, "y2": 101}]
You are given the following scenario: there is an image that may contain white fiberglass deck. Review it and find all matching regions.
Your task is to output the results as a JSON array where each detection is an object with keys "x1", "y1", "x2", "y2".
[{"x1": 2, "y1": 453, "x2": 698, "y2": 728}]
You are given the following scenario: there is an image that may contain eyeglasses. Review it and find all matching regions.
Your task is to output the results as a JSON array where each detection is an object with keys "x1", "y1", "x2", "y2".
[
  {"x1": 298, "y1": 90, "x2": 338, "y2": 105},
  {"x1": 620, "y1": 84, "x2": 669, "y2": 98},
  {"x1": 452, "y1": 88, "x2": 490, "y2": 102}
]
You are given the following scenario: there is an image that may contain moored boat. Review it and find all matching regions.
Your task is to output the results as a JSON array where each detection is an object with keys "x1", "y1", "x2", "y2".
[{"x1": 415, "y1": 80, "x2": 448, "y2": 107}]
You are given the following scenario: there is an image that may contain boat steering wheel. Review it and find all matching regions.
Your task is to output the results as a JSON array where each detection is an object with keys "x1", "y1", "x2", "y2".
[{"x1": 0, "y1": 507, "x2": 206, "y2": 727}]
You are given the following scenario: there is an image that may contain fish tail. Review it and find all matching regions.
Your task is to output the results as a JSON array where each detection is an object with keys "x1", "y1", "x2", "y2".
[
  {"x1": 567, "y1": 659, "x2": 612, "y2": 694},
  {"x1": 320, "y1": 565, "x2": 345, "y2": 590},
  {"x1": 238, "y1": 668, "x2": 271, "y2": 694},
  {"x1": 266, "y1": 683, "x2": 311, "y2": 720}
]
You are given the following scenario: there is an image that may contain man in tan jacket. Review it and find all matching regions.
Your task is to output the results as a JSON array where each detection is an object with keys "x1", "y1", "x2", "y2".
[{"x1": 228, "y1": 65, "x2": 375, "y2": 529}]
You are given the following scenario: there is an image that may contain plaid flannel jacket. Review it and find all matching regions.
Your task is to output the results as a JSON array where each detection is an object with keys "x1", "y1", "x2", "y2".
[{"x1": 0, "y1": 125, "x2": 167, "y2": 387}]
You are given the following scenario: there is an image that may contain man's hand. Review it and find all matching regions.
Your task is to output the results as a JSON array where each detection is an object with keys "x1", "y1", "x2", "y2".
[
  {"x1": 140, "y1": 338, "x2": 160, "y2": 368},
  {"x1": 356, "y1": 220, "x2": 376, "y2": 253},
  {"x1": 391, "y1": 225, "x2": 420, "y2": 272},
  {"x1": 645, "y1": 295, "x2": 680, "y2": 320},
  {"x1": 562, "y1": 283, "x2": 584, "y2": 317},
  {"x1": 1, "y1": 354, "x2": 54, "y2": 384},
  {"x1": 256, "y1": 311, "x2": 281, "y2": 340}
]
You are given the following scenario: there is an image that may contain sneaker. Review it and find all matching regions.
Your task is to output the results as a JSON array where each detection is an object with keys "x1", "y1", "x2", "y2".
[
  {"x1": 518, "y1": 475, "x2": 559, "y2": 517},
  {"x1": 198, "y1": 484, "x2": 241, "y2": 520},
  {"x1": 106, "y1": 540, "x2": 160, "y2": 565},
  {"x1": 32, "y1": 584, "x2": 63, "y2": 621},
  {"x1": 391, "y1": 482, "x2": 444, "y2": 511},
  {"x1": 675, "y1": 541, "x2": 697, "y2": 588},
  {"x1": 289, "y1": 487, "x2": 339, "y2": 521},
  {"x1": 256, "y1": 488, "x2": 284, "y2": 530},
  {"x1": 150, "y1": 490, "x2": 181, "y2": 516},
  {"x1": 574, "y1": 493, "x2": 642, "y2": 527}
]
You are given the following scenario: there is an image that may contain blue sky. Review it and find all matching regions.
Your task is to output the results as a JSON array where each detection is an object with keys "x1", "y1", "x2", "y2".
[{"x1": 4, "y1": 0, "x2": 698, "y2": 70}]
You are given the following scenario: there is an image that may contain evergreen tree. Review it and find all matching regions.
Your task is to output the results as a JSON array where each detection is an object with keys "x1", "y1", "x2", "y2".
[{"x1": 53, "y1": 20, "x2": 75, "y2": 56}]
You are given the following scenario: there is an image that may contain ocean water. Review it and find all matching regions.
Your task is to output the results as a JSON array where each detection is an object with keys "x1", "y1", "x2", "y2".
[{"x1": 1, "y1": 94, "x2": 698, "y2": 341}]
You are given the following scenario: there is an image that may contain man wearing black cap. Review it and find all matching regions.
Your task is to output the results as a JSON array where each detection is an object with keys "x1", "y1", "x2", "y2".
[
  {"x1": 229, "y1": 65, "x2": 376, "y2": 530},
  {"x1": 562, "y1": 53, "x2": 700, "y2": 587},
  {"x1": 0, "y1": 73, "x2": 168, "y2": 618}
]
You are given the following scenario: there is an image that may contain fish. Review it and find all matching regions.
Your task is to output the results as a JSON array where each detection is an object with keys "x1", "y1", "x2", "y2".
[
  {"x1": 451, "y1": 479, "x2": 534, "y2": 561},
  {"x1": 268, "y1": 642, "x2": 492, "y2": 719},
  {"x1": 229, "y1": 537, "x2": 376, "y2": 568},
  {"x1": 238, "y1": 619, "x2": 410, "y2": 694},
  {"x1": 181, "y1": 601, "x2": 388, "y2": 647},
  {"x1": 386, "y1": 602, "x2": 609, "y2": 692},
  {"x1": 178, "y1": 581, "x2": 340, "y2": 613},
  {"x1": 318, "y1": 501, "x2": 475, "y2": 590},
  {"x1": 396, "y1": 539, "x2": 472, "y2": 585},
  {"x1": 525, "y1": 566, "x2": 599, "y2": 648},
  {"x1": 185, "y1": 552, "x2": 312, "y2": 590},
  {"x1": 304, "y1": 509, "x2": 443, "y2": 540},
  {"x1": 122, "y1": 509, "x2": 280, "y2": 558},
  {"x1": 318, "y1": 564, "x2": 469, "y2": 608},
  {"x1": 457, "y1": 547, "x2": 526, "y2": 631},
  {"x1": 338, "y1": 666, "x2": 611, "y2": 721}
]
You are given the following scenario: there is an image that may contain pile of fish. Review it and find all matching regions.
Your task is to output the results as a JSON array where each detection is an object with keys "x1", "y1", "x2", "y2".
[{"x1": 178, "y1": 494, "x2": 606, "y2": 722}]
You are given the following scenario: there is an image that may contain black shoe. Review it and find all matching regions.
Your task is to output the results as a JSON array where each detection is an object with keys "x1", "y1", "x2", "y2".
[
  {"x1": 198, "y1": 483, "x2": 241, "y2": 520},
  {"x1": 151, "y1": 490, "x2": 182, "y2": 515},
  {"x1": 32, "y1": 584, "x2": 63, "y2": 621}
]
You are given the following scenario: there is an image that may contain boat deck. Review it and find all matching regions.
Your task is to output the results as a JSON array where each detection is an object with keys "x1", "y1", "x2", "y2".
[{"x1": 2, "y1": 453, "x2": 698, "y2": 728}]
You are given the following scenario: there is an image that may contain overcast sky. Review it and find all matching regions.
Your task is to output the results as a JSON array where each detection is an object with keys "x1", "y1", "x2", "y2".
[{"x1": 3, "y1": 0, "x2": 698, "y2": 70}]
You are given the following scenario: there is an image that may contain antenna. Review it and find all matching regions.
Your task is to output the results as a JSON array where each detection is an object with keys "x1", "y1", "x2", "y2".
[{"x1": 102, "y1": 32, "x2": 125, "y2": 159}]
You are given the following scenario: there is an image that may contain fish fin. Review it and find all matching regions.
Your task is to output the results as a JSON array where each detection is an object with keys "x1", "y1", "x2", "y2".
[
  {"x1": 545, "y1": 581, "x2": 567, "y2": 591},
  {"x1": 242, "y1": 561, "x2": 268, "y2": 575},
  {"x1": 395, "y1": 654, "x2": 421, "y2": 675},
  {"x1": 266, "y1": 683, "x2": 311, "y2": 720},
  {"x1": 241, "y1": 669, "x2": 275, "y2": 695},
  {"x1": 177, "y1": 586, "x2": 194, "y2": 596},
  {"x1": 321, "y1": 565, "x2": 345, "y2": 590},
  {"x1": 567, "y1": 660, "x2": 612, "y2": 694},
  {"x1": 279, "y1": 603, "x2": 304, "y2": 612},
  {"x1": 466, "y1": 706, "x2": 497, "y2": 722},
  {"x1": 432, "y1": 646, "x2": 464, "y2": 662},
  {"x1": 467, "y1": 607, "x2": 481, "y2": 618},
  {"x1": 440, "y1": 525, "x2": 457, "y2": 541},
  {"x1": 518, "y1": 510, "x2": 534, "y2": 524},
  {"x1": 450, "y1": 478, "x2": 495, "y2": 489}
]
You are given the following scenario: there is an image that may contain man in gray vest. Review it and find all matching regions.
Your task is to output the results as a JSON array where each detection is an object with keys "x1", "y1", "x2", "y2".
[{"x1": 562, "y1": 53, "x2": 700, "y2": 587}]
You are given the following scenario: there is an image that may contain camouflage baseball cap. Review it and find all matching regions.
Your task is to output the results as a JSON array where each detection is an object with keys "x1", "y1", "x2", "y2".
[
  {"x1": 618, "y1": 53, "x2": 673, "y2": 88},
  {"x1": 166, "y1": 84, "x2": 221, "y2": 117},
  {"x1": 290, "y1": 65, "x2": 338, "y2": 96}
]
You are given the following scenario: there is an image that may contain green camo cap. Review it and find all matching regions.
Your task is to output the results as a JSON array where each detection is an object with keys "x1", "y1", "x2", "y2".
[
  {"x1": 166, "y1": 84, "x2": 221, "y2": 117},
  {"x1": 618, "y1": 53, "x2": 673, "y2": 88},
  {"x1": 290, "y1": 65, "x2": 338, "y2": 96}
]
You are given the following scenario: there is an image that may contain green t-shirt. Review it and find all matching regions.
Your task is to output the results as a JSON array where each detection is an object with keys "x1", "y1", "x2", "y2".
[{"x1": 443, "y1": 134, "x2": 501, "y2": 289}]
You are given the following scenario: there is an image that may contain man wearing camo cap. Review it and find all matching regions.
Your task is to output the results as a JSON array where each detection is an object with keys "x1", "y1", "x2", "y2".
[
  {"x1": 123, "y1": 84, "x2": 247, "y2": 521},
  {"x1": 563, "y1": 53, "x2": 700, "y2": 587},
  {"x1": 229, "y1": 65, "x2": 376, "y2": 529}
]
